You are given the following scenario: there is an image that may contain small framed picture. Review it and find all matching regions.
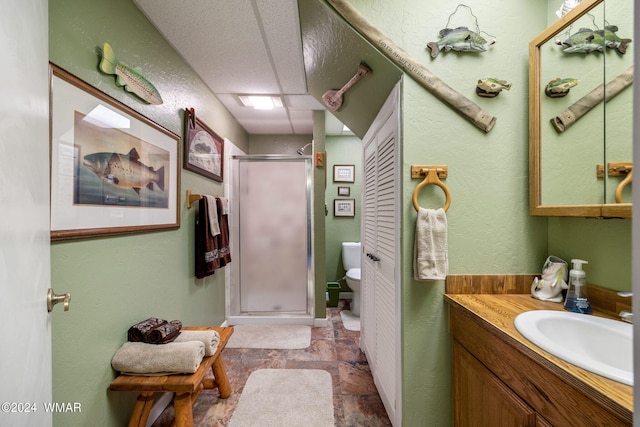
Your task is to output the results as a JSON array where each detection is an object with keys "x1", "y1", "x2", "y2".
[
  {"x1": 184, "y1": 108, "x2": 224, "y2": 182},
  {"x1": 333, "y1": 164, "x2": 355, "y2": 182},
  {"x1": 334, "y1": 199, "x2": 355, "y2": 217},
  {"x1": 337, "y1": 186, "x2": 350, "y2": 196}
]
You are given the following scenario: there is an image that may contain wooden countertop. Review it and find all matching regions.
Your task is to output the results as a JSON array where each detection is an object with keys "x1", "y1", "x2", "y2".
[{"x1": 444, "y1": 294, "x2": 633, "y2": 416}]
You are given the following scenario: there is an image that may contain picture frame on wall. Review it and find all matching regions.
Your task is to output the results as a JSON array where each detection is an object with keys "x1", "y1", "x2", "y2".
[
  {"x1": 334, "y1": 199, "x2": 355, "y2": 217},
  {"x1": 333, "y1": 164, "x2": 355, "y2": 183},
  {"x1": 183, "y1": 108, "x2": 224, "y2": 182},
  {"x1": 49, "y1": 64, "x2": 181, "y2": 241},
  {"x1": 337, "y1": 186, "x2": 350, "y2": 196}
]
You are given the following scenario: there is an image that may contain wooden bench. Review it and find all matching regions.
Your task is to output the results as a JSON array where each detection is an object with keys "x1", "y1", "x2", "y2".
[{"x1": 109, "y1": 326, "x2": 233, "y2": 427}]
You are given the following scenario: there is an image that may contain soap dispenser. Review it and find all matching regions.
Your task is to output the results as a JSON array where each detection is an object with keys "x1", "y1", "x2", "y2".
[{"x1": 564, "y1": 259, "x2": 592, "y2": 314}]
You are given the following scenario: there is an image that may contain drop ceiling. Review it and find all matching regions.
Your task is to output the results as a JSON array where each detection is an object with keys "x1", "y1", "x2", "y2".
[{"x1": 134, "y1": 0, "x2": 347, "y2": 136}]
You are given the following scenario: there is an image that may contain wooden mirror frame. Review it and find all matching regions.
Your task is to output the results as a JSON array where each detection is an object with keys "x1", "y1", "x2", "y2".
[{"x1": 528, "y1": 0, "x2": 631, "y2": 218}]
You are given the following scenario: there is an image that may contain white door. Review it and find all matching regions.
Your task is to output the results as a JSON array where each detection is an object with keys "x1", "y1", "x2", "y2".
[
  {"x1": 361, "y1": 84, "x2": 402, "y2": 426},
  {"x1": 0, "y1": 1, "x2": 53, "y2": 426},
  {"x1": 234, "y1": 157, "x2": 312, "y2": 314}
]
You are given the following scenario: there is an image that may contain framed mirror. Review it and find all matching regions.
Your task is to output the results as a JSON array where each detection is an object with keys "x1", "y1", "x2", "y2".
[{"x1": 529, "y1": 0, "x2": 633, "y2": 218}]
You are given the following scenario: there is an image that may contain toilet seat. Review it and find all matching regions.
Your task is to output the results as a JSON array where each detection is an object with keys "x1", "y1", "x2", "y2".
[{"x1": 346, "y1": 268, "x2": 360, "y2": 281}]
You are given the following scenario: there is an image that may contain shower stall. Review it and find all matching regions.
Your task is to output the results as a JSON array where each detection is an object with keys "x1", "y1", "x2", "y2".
[{"x1": 227, "y1": 155, "x2": 314, "y2": 325}]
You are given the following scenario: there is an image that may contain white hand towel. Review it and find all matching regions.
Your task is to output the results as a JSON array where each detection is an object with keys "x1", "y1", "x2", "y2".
[
  {"x1": 204, "y1": 195, "x2": 220, "y2": 237},
  {"x1": 173, "y1": 329, "x2": 220, "y2": 356},
  {"x1": 413, "y1": 208, "x2": 448, "y2": 281},
  {"x1": 218, "y1": 197, "x2": 229, "y2": 215},
  {"x1": 111, "y1": 341, "x2": 205, "y2": 375}
]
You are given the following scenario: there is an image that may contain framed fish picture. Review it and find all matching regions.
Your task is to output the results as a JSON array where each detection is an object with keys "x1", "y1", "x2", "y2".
[
  {"x1": 49, "y1": 64, "x2": 180, "y2": 241},
  {"x1": 183, "y1": 108, "x2": 224, "y2": 182}
]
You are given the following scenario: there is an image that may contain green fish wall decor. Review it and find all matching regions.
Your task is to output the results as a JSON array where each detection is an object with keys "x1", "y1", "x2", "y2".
[
  {"x1": 475, "y1": 78, "x2": 511, "y2": 98},
  {"x1": 558, "y1": 26, "x2": 631, "y2": 54},
  {"x1": 426, "y1": 27, "x2": 493, "y2": 58},
  {"x1": 596, "y1": 26, "x2": 632, "y2": 54},
  {"x1": 545, "y1": 77, "x2": 579, "y2": 98},
  {"x1": 99, "y1": 42, "x2": 163, "y2": 105}
]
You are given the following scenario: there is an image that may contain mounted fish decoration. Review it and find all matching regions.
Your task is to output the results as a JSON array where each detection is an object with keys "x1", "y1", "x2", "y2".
[
  {"x1": 475, "y1": 78, "x2": 511, "y2": 98},
  {"x1": 558, "y1": 26, "x2": 631, "y2": 54},
  {"x1": 596, "y1": 26, "x2": 632, "y2": 54},
  {"x1": 99, "y1": 42, "x2": 163, "y2": 104},
  {"x1": 82, "y1": 148, "x2": 165, "y2": 195},
  {"x1": 427, "y1": 27, "x2": 492, "y2": 58},
  {"x1": 558, "y1": 28, "x2": 606, "y2": 53},
  {"x1": 545, "y1": 77, "x2": 578, "y2": 98}
]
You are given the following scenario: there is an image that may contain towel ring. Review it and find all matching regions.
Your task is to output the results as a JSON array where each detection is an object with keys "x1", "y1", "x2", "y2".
[
  {"x1": 615, "y1": 169, "x2": 632, "y2": 204},
  {"x1": 412, "y1": 168, "x2": 451, "y2": 212}
]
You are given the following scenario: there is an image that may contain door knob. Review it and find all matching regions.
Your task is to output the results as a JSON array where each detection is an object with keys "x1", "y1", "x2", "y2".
[{"x1": 47, "y1": 288, "x2": 71, "y2": 312}]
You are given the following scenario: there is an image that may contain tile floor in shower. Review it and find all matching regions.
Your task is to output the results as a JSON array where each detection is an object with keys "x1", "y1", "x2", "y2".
[{"x1": 153, "y1": 300, "x2": 392, "y2": 426}]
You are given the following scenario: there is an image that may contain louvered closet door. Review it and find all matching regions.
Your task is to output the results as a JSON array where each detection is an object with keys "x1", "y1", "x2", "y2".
[
  {"x1": 361, "y1": 84, "x2": 401, "y2": 426},
  {"x1": 362, "y1": 134, "x2": 377, "y2": 362}
]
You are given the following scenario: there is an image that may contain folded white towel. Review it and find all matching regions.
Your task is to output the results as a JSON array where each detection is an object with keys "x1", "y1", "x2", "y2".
[
  {"x1": 111, "y1": 341, "x2": 205, "y2": 375},
  {"x1": 205, "y1": 195, "x2": 220, "y2": 237},
  {"x1": 413, "y1": 207, "x2": 448, "y2": 281},
  {"x1": 173, "y1": 329, "x2": 220, "y2": 356}
]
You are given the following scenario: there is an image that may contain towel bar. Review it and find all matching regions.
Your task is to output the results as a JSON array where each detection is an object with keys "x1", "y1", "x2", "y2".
[
  {"x1": 186, "y1": 190, "x2": 203, "y2": 209},
  {"x1": 411, "y1": 166, "x2": 451, "y2": 212}
]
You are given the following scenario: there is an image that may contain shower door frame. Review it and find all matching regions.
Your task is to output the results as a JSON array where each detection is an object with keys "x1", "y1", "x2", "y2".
[{"x1": 227, "y1": 155, "x2": 314, "y2": 325}]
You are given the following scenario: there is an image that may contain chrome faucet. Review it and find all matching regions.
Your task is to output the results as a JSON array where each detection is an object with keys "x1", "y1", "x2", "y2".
[{"x1": 618, "y1": 292, "x2": 633, "y2": 323}]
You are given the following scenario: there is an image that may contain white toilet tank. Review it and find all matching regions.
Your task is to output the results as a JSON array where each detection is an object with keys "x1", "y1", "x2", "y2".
[{"x1": 342, "y1": 242, "x2": 361, "y2": 271}]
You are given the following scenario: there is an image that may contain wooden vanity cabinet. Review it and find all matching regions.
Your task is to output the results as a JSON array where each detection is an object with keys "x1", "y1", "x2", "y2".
[
  {"x1": 453, "y1": 342, "x2": 538, "y2": 426},
  {"x1": 449, "y1": 302, "x2": 631, "y2": 426}
]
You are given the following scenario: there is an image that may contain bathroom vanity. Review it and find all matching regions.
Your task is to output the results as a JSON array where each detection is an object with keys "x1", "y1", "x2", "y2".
[{"x1": 445, "y1": 293, "x2": 632, "y2": 426}]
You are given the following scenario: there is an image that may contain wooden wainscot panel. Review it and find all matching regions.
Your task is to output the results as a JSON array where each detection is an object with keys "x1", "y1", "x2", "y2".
[{"x1": 449, "y1": 304, "x2": 631, "y2": 426}]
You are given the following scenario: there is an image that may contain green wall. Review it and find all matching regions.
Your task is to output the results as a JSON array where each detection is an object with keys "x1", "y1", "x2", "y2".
[
  {"x1": 48, "y1": 1, "x2": 633, "y2": 426},
  {"x1": 49, "y1": 0, "x2": 248, "y2": 425},
  {"x1": 549, "y1": 218, "x2": 632, "y2": 290},
  {"x1": 324, "y1": 135, "x2": 362, "y2": 285},
  {"x1": 248, "y1": 134, "x2": 313, "y2": 155},
  {"x1": 313, "y1": 111, "x2": 329, "y2": 320},
  {"x1": 345, "y1": 0, "x2": 631, "y2": 425}
]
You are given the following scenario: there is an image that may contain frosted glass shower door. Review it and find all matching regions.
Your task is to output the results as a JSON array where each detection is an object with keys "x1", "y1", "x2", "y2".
[{"x1": 237, "y1": 157, "x2": 311, "y2": 313}]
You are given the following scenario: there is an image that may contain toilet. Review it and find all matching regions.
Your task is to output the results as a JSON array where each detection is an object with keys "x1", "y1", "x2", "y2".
[{"x1": 342, "y1": 242, "x2": 362, "y2": 316}]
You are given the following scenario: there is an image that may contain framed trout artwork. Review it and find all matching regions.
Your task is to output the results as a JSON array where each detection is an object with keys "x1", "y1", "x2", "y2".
[
  {"x1": 183, "y1": 108, "x2": 224, "y2": 182},
  {"x1": 49, "y1": 64, "x2": 180, "y2": 241}
]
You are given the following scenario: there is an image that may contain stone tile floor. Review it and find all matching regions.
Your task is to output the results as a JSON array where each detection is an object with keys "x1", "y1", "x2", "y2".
[{"x1": 153, "y1": 300, "x2": 392, "y2": 426}]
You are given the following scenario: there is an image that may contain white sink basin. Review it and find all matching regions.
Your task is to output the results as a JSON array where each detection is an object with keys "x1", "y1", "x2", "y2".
[{"x1": 514, "y1": 310, "x2": 633, "y2": 386}]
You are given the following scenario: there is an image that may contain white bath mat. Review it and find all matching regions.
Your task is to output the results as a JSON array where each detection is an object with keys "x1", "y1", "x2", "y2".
[
  {"x1": 229, "y1": 369, "x2": 333, "y2": 427},
  {"x1": 340, "y1": 310, "x2": 361, "y2": 331},
  {"x1": 226, "y1": 324, "x2": 311, "y2": 349}
]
